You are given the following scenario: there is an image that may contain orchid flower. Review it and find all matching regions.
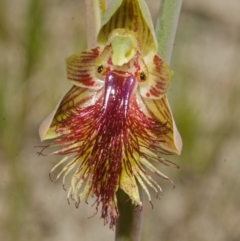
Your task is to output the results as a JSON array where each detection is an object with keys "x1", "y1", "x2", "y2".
[{"x1": 39, "y1": 0, "x2": 182, "y2": 228}]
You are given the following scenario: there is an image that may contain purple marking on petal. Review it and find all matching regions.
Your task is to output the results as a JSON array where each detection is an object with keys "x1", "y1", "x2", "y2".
[
  {"x1": 102, "y1": 72, "x2": 138, "y2": 118},
  {"x1": 121, "y1": 75, "x2": 137, "y2": 117}
]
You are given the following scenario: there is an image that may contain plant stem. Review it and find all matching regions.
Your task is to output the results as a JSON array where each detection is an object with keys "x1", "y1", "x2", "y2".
[
  {"x1": 155, "y1": 0, "x2": 183, "y2": 65},
  {"x1": 115, "y1": 189, "x2": 143, "y2": 241},
  {"x1": 84, "y1": 0, "x2": 106, "y2": 48}
]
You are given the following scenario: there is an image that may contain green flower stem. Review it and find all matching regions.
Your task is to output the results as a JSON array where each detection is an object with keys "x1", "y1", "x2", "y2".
[
  {"x1": 156, "y1": 0, "x2": 183, "y2": 65},
  {"x1": 115, "y1": 189, "x2": 143, "y2": 241},
  {"x1": 85, "y1": 0, "x2": 106, "y2": 48}
]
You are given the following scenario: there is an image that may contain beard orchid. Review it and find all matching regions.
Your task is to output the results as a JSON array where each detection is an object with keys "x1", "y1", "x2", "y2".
[{"x1": 39, "y1": 0, "x2": 182, "y2": 228}]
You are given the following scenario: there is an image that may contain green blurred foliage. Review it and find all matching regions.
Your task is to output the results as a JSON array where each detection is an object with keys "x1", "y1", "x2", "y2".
[{"x1": 0, "y1": 0, "x2": 240, "y2": 241}]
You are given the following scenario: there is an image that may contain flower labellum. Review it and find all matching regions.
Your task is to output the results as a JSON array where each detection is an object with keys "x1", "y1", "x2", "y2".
[{"x1": 39, "y1": 0, "x2": 182, "y2": 228}]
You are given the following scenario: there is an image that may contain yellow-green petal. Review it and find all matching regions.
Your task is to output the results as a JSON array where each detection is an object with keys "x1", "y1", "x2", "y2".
[
  {"x1": 137, "y1": 93, "x2": 182, "y2": 154},
  {"x1": 120, "y1": 169, "x2": 142, "y2": 206},
  {"x1": 66, "y1": 47, "x2": 104, "y2": 89},
  {"x1": 39, "y1": 86, "x2": 102, "y2": 141},
  {"x1": 97, "y1": 0, "x2": 157, "y2": 55},
  {"x1": 139, "y1": 53, "x2": 172, "y2": 99}
]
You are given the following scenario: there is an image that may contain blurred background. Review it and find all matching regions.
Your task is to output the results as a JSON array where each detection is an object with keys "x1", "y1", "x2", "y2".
[{"x1": 0, "y1": 0, "x2": 240, "y2": 240}]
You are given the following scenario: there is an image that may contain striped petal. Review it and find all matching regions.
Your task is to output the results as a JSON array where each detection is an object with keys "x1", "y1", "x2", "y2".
[
  {"x1": 39, "y1": 85, "x2": 102, "y2": 141},
  {"x1": 97, "y1": 0, "x2": 157, "y2": 55},
  {"x1": 66, "y1": 47, "x2": 104, "y2": 89},
  {"x1": 137, "y1": 93, "x2": 182, "y2": 154},
  {"x1": 139, "y1": 54, "x2": 172, "y2": 99}
]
